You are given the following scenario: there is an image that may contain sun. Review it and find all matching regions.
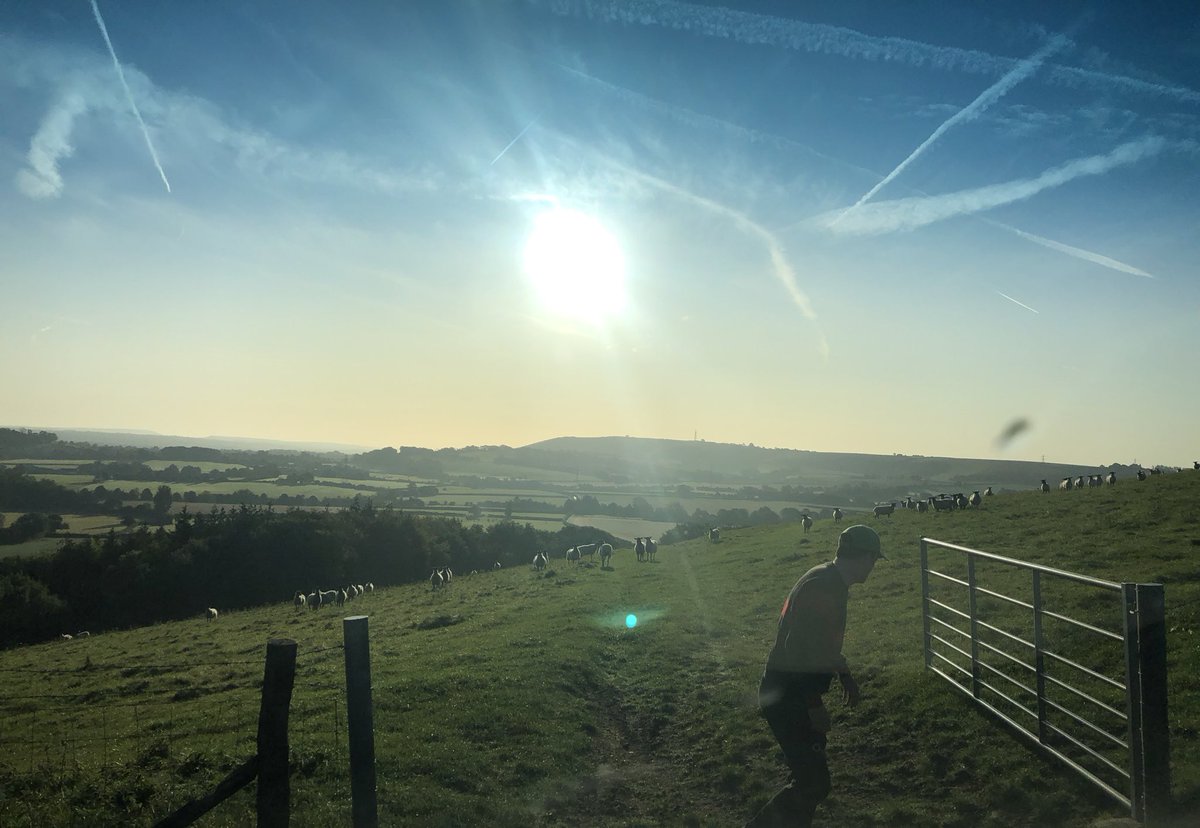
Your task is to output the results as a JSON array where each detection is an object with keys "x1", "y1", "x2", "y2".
[{"x1": 523, "y1": 208, "x2": 626, "y2": 322}]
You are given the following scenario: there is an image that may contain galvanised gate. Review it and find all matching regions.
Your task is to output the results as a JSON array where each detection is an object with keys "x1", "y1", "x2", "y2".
[{"x1": 919, "y1": 538, "x2": 1169, "y2": 824}]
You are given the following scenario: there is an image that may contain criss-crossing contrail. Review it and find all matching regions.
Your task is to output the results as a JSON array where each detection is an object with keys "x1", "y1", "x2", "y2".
[
  {"x1": 90, "y1": 0, "x2": 171, "y2": 193},
  {"x1": 996, "y1": 291, "x2": 1039, "y2": 314},
  {"x1": 832, "y1": 34, "x2": 1068, "y2": 226}
]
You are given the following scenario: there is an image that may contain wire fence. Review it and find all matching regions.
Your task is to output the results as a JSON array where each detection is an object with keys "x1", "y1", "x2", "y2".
[{"x1": 0, "y1": 644, "x2": 349, "y2": 780}]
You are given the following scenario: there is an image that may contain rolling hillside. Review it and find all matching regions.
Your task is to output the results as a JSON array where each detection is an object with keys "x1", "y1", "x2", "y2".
[{"x1": 0, "y1": 471, "x2": 1196, "y2": 826}]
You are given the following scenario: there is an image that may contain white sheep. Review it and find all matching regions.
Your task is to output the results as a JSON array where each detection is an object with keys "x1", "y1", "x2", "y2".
[
  {"x1": 801, "y1": 515, "x2": 813, "y2": 533},
  {"x1": 365, "y1": 582, "x2": 374, "y2": 593},
  {"x1": 969, "y1": 491, "x2": 982, "y2": 508},
  {"x1": 532, "y1": 552, "x2": 547, "y2": 571},
  {"x1": 872, "y1": 503, "x2": 896, "y2": 518},
  {"x1": 647, "y1": 538, "x2": 657, "y2": 561},
  {"x1": 76, "y1": 631, "x2": 90, "y2": 638},
  {"x1": 566, "y1": 547, "x2": 581, "y2": 565},
  {"x1": 60, "y1": 633, "x2": 73, "y2": 641},
  {"x1": 306, "y1": 591, "x2": 319, "y2": 610},
  {"x1": 1106, "y1": 471, "x2": 1117, "y2": 486},
  {"x1": 293, "y1": 591, "x2": 306, "y2": 610},
  {"x1": 494, "y1": 561, "x2": 502, "y2": 570},
  {"x1": 206, "y1": 607, "x2": 219, "y2": 622},
  {"x1": 1059, "y1": 478, "x2": 1073, "y2": 491},
  {"x1": 598, "y1": 543, "x2": 613, "y2": 568},
  {"x1": 984, "y1": 486, "x2": 994, "y2": 496},
  {"x1": 318, "y1": 589, "x2": 339, "y2": 607},
  {"x1": 1039, "y1": 479, "x2": 1050, "y2": 493},
  {"x1": 833, "y1": 508, "x2": 844, "y2": 523}
]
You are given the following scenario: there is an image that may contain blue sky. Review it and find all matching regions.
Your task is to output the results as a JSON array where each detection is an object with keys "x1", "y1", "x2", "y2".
[{"x1": 1, "y1": 1, "x2": 1197, "y2": 466}]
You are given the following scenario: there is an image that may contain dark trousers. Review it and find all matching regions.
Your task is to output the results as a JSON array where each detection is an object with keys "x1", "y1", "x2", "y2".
[{"x1": 747, "y1": 671, "x2": 831, "y2": 828}]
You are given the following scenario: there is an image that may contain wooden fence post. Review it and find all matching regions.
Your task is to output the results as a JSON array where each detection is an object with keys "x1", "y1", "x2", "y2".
[
  {"x1": 258, "y1": 638, "x2": 297, "y2": 827},
  {"x1": 344, "y1": 616, "x2": 378, "y2": 828}
]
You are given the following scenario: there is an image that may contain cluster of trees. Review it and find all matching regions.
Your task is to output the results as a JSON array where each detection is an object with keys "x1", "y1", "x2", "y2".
[{"x1": 0, "y1": 504, "x2": 615, "y2": 648}]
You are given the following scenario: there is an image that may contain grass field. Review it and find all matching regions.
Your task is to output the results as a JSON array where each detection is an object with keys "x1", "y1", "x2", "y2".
[
  {"x1": 566, "y1": 515, "x2": 680, "y2": 542},
  {"x1": 0, "y1": 472, "x2": 1197, "y2": 826}
]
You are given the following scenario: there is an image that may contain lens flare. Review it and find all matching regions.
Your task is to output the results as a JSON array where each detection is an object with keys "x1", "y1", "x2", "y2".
[{"x1": 625, "y1": 614, "x2": 638, "y2": 629}]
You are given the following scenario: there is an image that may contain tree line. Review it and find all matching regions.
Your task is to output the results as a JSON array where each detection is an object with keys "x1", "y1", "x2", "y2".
[{"x1": 0, "y1": 503, "x2": 613, "y2": 649}]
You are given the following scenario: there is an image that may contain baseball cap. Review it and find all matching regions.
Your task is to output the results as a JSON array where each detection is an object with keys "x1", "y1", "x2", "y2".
[{"x1": 836, "y1": 524, "x2": 886, "y2": 560}]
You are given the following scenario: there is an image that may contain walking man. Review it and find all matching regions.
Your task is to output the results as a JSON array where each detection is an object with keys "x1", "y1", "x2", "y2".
[{"x1": 747, "y1": 524, "x2": 886, "y2": 827}]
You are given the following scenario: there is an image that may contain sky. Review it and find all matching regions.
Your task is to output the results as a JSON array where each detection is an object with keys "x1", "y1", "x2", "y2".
[{"x1": 1, "y1": 1, "x2": 1198, "y2": 467}]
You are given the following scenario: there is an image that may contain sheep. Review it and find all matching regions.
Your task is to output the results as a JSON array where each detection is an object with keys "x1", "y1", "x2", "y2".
[
  {"x1": 709, "y1": 528, "x2": 721, "y2": 543},
  {"x1": 442, "y1": 568, "x2": 453, "y2": 585},
  {"x1": 635, "y1": 537, "x2": 646, "y2": 562},
  {"x1": 576, "y1": 543, "x2": 596, "y2": 561},
  {"x1": 983, "y1": 486, "x2": 994, "y2": 496},
  {"x1": 915, "y1": 500, "x2": 928, "y2": 513},
  {"x1": 76, "y1": 631, "x2": 90, "y2": 638},
  {"x1": 872, "y1": 503, "x2": 896, "y2": 518},
  {"x1": 206, "y1": 607, "x2": 219, "y2": 622},
  {"x1": 494, "y1": 561, "x2": 502, "y2": 570},
  {"x1": 1039, "y1": 479, "x2": 1050, "y2": 493},
  {"x1": 566, "y1": 547, "x2": 581, "y2": 565},
  {"x1": 306, "y1": 591, "x2": 319, "y2": 610},
  {"x1": 1059, "y1": 478, "x2": 1073, "y2": 491},
  {"x1": 1195, "y1": 461, "x2": 1199, "y2": 470},
  {"x1": 365, "y1": 582, "x2": 374, "y2": 593},
  {"x1": 954, "y1": 493, "x2": 970, "y2": 510},
  {"x1": 293, "y1": 591, "x2": 306, "y2": 610},
  {"x1": 801, "y1": 515, "x2": 813, "y2": 533},
  {"x1": 598, "y1": 543, "x2": 613, "y2": 568},
  {"x1": 336, "y1": 589, "x2": 347, "y2": 608},
  {"x1": 1106, "y1": 471, "x2": 1116, "y2": 486},
  {"x1": 1137, "y1": 470, "x2": 1147, "y2": 481},
  {"x1": 318, "y1": 589, "x2": 339, "y2": 607},
  {"x1": 60, "y1": 633, "x2": 73, "y2": 641},
  {"x1": 833, "y1": 508, "x2": 844, "y2": 523},
  {"x1": 647, "y1": 538, "x2": 657, "y2": 561},
  {"x1": 968, "y1": 491, "x2": 982, "y2": 508},
  {"x1": 931, "y1": 496, "x2": 956, "y2": 513},
  {"x1": 1074, "y1": 476, "x2": 1085, "y2": 489},
  {"x1": 533, "y1": 552, "x2": 548, "y2": 571},
  {"x1": 430, "y1": 570, "x2": 445, "y2": 591}
]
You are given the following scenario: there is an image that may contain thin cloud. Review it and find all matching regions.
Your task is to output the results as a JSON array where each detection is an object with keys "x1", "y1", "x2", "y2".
[
  {"x1": 816, "y1": 135, "x2": 1166, "y2": 236},
  {"x1": 15, "y1": 90, "x2": 91, "y2": 198},
  {"x1": 833, "y1": 34, "x2": 1069, "y2": 224},
  {"x1": 990, "y1": 221, "x2": 1153, "y2": 278},
  {"x1": 996, "y1": 291, "x2": 1039, "y2": 314},
  {"x1": 90, "y1": 0, "x2": 171, "y2": 193},
  {"x1": 533, "y1": 0, "x2": 1200, "y2": 103}
]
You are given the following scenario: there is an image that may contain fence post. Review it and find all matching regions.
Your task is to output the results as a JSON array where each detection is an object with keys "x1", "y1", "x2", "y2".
[
  {"x1": 344, "y1": 616, "x2": 378, "y2": 828},
  {"x1": 919, "y1": 539, "x2": 931, "y2": 670},
  {"x1": 1135, "y1": 584, "x2": 1170, "y2": 826},
  {"x1": 258, "y1": 638, "x2": 297, "y2": 828},
  {"x1": 1122, "y1": 583, "x2": 1146, "y2": 821},
  {"x1": 967, "y1": 554, "x2": 981, "y2": 699}
]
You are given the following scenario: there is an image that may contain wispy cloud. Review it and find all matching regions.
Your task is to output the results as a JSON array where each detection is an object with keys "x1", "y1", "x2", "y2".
[
  {"x1": 833, "y1": 34, "x2": 1068, "y2": 224},
  {"x1": 815, "y1": 135, "x2": 1166, "y2": 236},
  {"x1": 90, "y1": 0, "x2": 171, "y2": 193},
  {"x1": 996, "y1": 291, "x2": 1039, "y2": 314},
  {"x1": 992, "y1": 222, "x2": 1153, "y2": 278},
  {"x1": 533, "y1": 0, "x2": 1200, "y2": 103},
  {"x1": 15, "y1": 90, "x2": 91, "y2": 199}
]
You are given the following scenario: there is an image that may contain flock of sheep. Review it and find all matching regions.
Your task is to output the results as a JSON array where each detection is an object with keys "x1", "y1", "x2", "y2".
[{"x1": 292, "y1": 583, "x2": 375, "y2": 611}]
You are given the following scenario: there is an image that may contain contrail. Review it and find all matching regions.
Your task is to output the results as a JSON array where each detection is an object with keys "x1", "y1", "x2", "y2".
[
  {"x1": 833, "y1": 34, "x2": 1068, "y2": 225},
  {"x1": 491, "y1": 116, "x2": 540, "y2": 166},
  {"x1": 996, "y1": 291, "x2": 1039, "y2": 314},
  {"x1": 817, "y1": 135, "x2": 1166, "y2": 236},
  {"x1": 531, "y1": 0, "x2": 1200, "y2": 104},
  {"x1": 90, "y1": 0, "x2": 171, "y2": 193},
  {"x1": 989, "y1": 221, "x2": 1154, "y2": 278}
]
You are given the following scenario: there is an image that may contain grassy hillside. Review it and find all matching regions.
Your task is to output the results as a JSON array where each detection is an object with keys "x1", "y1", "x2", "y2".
[{"x1": 1, "y1": 472, "x2": 1197, "y2": 826}]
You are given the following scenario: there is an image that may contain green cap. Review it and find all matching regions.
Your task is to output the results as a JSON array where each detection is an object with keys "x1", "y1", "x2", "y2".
[{"x1": 837, "y1": 524, "x2": 886, "y2": 560}]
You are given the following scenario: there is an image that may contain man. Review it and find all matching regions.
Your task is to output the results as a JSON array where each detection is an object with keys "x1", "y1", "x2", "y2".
[{"x1": 747, "y1": 524, "x2": 886, "y2": 827}]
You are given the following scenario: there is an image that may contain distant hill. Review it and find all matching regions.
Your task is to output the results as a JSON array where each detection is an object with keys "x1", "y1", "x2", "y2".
[
  {"x1": 3, "y1": 427, "x2": 372, "y2": 455},
  {"x1": 518, "y1": 435, "x2": 1109, "y2": 489}
]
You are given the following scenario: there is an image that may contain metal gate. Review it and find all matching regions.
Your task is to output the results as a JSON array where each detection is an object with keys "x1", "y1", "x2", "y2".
[{"x1": 919, "y1": 538, "x2": 1170, "y2": 824}]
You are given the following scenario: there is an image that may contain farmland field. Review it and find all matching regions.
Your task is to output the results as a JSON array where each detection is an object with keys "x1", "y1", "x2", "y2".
[
  {"x1": 0, "y1": 536, "x2": 63, "y2": 558},
  {"x1": 142, "y1": 460, "x2": 247, "y2": 473},
  {"x1": 1, "y1": 471, "x2": 1196, "y2": 826},
  {"x1": 565, "y1": 515, "x2": 679, "y2": 542}
]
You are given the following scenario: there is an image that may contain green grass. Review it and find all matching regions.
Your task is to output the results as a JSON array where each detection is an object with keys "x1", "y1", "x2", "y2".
[
  {"x1": 0, "y1": 536, "x2": 63, "y2": 559},
  {"x1": 0, "y1": 473, "x2": 1197, "y2": 826},
  {"x1": 565, "y1": 515, "x2": 679, "y2": 542}
]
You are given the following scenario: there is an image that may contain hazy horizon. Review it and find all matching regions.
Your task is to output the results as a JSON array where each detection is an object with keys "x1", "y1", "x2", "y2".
[{"x1": 3, "y1": 2, "x2": 1197, "y2": 469}]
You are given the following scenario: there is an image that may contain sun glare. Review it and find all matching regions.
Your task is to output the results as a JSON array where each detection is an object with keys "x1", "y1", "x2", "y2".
[{"x1": 523, "y1": 208, "x2": 626, "y2": 322}]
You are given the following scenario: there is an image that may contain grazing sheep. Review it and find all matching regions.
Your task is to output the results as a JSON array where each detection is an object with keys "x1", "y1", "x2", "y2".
[
  {"x1": 833, "y1": 508, "x2": 844, "y2": 523},
  {"x1": 647, "y1": 538, "x2": 657, "y2": 561},
  {"x1": 1039, "y1": 479, "x2": 1050, "y2": 493},
  {"x1": 365, "y1": 582, "x2": 374, "y2": 593},
  {"x1": 576, "y1": 543, "x2": 596, "y2": 561},
  {"x1": 337, "y1": 589, "x2": 347, "y2": 608},
  {"x1": 293, "y1": 591, "x2": 306, "y2": 610},
  {"x1": 1194, "y1": 461, "x2": 1199, "y2": 470},
  {"x1": 533, "y1": 552, "x2": 548, "y2": 571},
  {"x1": 801, "y1": 515, "x2": 813, "y2": 533},
  {"x1": 709, "y1": 528, "x2": 721, "y2": 543},
  {"x1": 598, "y1": 543, "x2": 613, "y2": 568},
  {"x1": 566, "y1": 547, "x2": 581, "y2": 565},
  {"x1": 206, "y1": 608, "x2": 219, "y2": 622},
  {"x1": 442, "y1": 568, "x2": 454, "y2": 585},
  {"x1": 915, "y1": 500, "x2": 928, "y2": 513},
  {"x1": 317, "y1": 589, "x2": 339, "y2": 608},
  {"x1": 306, "y1": 591, "x2": 319, "y2": 610},
  {"x1": 430, "y1": 570, "x2": 445, "y2": 591},
  {"x1": 931, "y1": 496, "x2": 956, "y2": 513},
  {"x1": 60, "y1": 634, "x2": 73, "y2": 641},
  {"x1": 872, "y1": 503, "x2": 896, "y2": 518}
]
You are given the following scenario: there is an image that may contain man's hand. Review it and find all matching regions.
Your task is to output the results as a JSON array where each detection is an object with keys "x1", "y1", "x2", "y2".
[{"x1": 838, "y1": 672, "x2": 861, "y2": 707}]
